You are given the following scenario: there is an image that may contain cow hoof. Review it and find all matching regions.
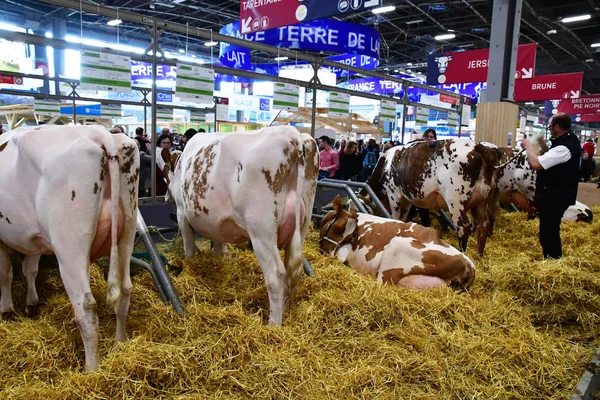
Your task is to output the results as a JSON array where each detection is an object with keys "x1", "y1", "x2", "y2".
[
  {"x1": 25, "y1": 303, "x2": 41, "y2": 317},
  {"x1": 1, "y1": 310, "x2": 15, "y2": 321}
]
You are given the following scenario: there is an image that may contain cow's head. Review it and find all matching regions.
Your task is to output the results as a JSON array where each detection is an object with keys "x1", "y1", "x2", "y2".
[
  {"x1": 434, "y1": 55, "x2": 452, "y2": 73},
  {"x1": 160, "y1": 148, "x2": 182, "y2": 203},
  {"x1": 319, "y1": 195, "x2": 359, "y2": 257}
]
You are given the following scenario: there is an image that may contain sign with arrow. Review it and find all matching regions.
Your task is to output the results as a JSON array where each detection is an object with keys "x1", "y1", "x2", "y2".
[
  {"x1": 557, "y1": 94, "x2": 600, "y2": 114},
  {"x1": 427, "y1": 43, "x2": 537, "y2": 85},
  {"x1": 513, "y1": 72, "x2": 583, "y2": 102},
  {"x1": 240, "y1": 0, "x2": 382, "y2": 34}
]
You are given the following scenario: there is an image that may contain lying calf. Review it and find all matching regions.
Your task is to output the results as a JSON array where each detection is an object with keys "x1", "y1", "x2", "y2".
[
  {"x1": 319, "y1": 196, "x2": 476, "y2": 290},
  {"x1": 562, "y1": 201, "x2": 593, "y2": 223}
]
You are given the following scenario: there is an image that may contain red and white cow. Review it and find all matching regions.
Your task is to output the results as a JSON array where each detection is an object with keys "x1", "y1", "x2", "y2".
[
  {"x1": 366, "y1": 139, "x2": 501, "y2": 255},
  {"x1": 0, "y1": 125, "x2": 139, "y2": 372},
  {"x1": 161, "y1": 126, "x2": 318, "y2": 325},
  {"x1": 319, "y1": 196, "x2": 475, "y2": 290},
  {"x1": 497, "y1": 148, "x2": 593, "y2": 223}
]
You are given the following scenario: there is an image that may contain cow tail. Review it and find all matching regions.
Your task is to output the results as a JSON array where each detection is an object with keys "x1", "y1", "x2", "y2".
[
  {"x1": 284, "y1": 140, "x2": 305, "y2": 309},
  {"x1": 105, "y1": 140, "x2": 122, "y2": 309}
]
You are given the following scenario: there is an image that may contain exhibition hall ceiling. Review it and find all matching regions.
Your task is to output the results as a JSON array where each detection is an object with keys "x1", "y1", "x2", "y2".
[{"x1": 1, "y1": 0, "x2": 599, "y2": 94}]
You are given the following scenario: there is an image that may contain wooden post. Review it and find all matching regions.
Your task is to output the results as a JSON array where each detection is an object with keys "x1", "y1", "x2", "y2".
[{"x1": 475, "y1": 101, "x2": 519, "y2": 146}]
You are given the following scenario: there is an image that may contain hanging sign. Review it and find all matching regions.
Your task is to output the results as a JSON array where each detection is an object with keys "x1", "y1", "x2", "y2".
[
  {"x1": 215, "y1": 97, "x2": 229, "y2": 121},
  {"x1": 576, "y1": 114, "x2": 600, "y2": 123},
  {"x1": 206, "y1": 113, "x2": 216, "y2": 124},
  {"x1": 513, "y1": 72, "x2": 583, "y2": 102},
  {"x1": 34, "y1": 99, "x2": 60, "y2": 116},
  {"x1": 240, "y1": 0, "x2": 382, "y2": 34},
  {"x1": 380, "y1": 99, "x2": 397, "y2": 123},
  {"x1": 79, "y1": 51, "x2": 131, "y2": 92},
  {"x1": 175, "y1": 64, "x2": 214, "y2": 104},
  {"x1": 557, "y1": 95, "x2": 600, "y2": 114},
  {"x1": 101, "y1": 103, "x2": 122, "y2": 118},
  {"x1": 0, "y1": 75, "x2": 23, "y2": 85},
  {"x1": 273, "y1": 82, "x2": 299, "y2": 111},
  {"x1": 427, "y1": 43, "x2": 537, "y2": 85},
  {"x1": 415, "y1": 106, "x2": 429, "y2": 125},
  {"x1": 447, "y1": 111, "x2": 459, "y2": 128},
  {"x1": 156, "y1": 107, "x2": 173, "y2": 121},
  {"x1": 439, "y1": 93, "x2": 459, "y2": 105},
  {"x1": 190, "y1": 113, "x2": 206, "y2": 123},
  {"x1": 328, "y1": 91, "x2": 350, "y2": 117},
  {"x1": 461, "y1": 104, "x2": 471, "y2": 126},
  {"x1": 220, "y1": 19, "x2": 379, "y2": 77}
]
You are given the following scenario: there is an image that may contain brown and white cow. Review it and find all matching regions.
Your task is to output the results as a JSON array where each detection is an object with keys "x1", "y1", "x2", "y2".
[
  {"x1": 365, "y1": 139, "x2": 501, "y2": 255},
  {"x1": 497, "y1": 147, "x2": 593, "y2": 223},
  {"x1": 0, "y1": 125, "x2": 139, "y2": 371},
  {"x1": 319, "y1": 196, "x2": 475, "y2": 290},
  {"x1": 161, "y1": 126, "x2": 318, "y2": 326}
]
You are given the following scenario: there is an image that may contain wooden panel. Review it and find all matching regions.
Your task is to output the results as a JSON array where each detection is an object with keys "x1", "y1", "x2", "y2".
[{"x1": 475, "y1": 101, "x2": 519, "y2": 147}]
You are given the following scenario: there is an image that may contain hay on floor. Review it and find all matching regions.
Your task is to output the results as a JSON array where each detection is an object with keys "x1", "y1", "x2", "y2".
[{"x1": 0, "y1": 207, "x2": 599, "y2": 399}]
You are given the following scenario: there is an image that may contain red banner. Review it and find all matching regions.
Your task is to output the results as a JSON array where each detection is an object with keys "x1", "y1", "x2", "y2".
[
  {"x1": 427, "y1": 43, "x2": 536, "y2": 85},
  {"x1": 577, "y1": 114, "x2": 600, "y2": 123},
  {"x1": 0, "y1": 75, "x2": 23, "y2": 85},
  {"x1": 513, "y1": 72, "x2": 583, "y2": 101},
  {"x1": 439, "y1": 93, "x2": 459, "y2": 105},
  {"x1": 557, "y1": 95, "x2": 600, "y2": 114}
]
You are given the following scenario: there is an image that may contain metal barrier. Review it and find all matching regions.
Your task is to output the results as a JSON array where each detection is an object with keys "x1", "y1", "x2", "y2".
[
  {"x1": 136, "y1": 209, "x2": 184, "y2": 316},
  {"x1": 315, "y1": 181, "x2": 368, "y2": 214},
  {"x1": 321, "y1": 178, "x2": 391, "y2": 218}
]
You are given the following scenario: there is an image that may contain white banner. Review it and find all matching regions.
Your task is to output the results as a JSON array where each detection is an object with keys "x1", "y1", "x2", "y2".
[
  {"x1": 380, "y1": 100, "x2": 397, "y2": 123},
  {"x1": 34, "y1": 99, "x2": 60, "y2": 116},
  {"x1": 328, "y1": 92, "x2": 350, "y2": 117},
  {"x1": 157, "y1": 107, "x2": 173, "y2": 121},
  {"x1": 101, "y1": 103, "x2": 122, "y2": 118},
  {"x1": 416, "y1": 106, "x2": 429, "y2": 125},
  {"x1": 462, "y1": 104, "x2": 472, "y2": 126},
  {"x1": 80, "y1": 51, "x2": 131, "y2": 93},
  {"x1": 190, "y1": 113, "x2": 206, "y2": 123},
  {"x1": 206, "y1": 113, "x2": 215, "y2": 124},
  {"x1": 175, "y1": 64, "x2": 214, "y2": 104},
  {"x1": 273, "y1": 82, "x2": 299, "y2": 111},
  {"x1": 215, "y1": 97, "x2": 229, "y2": 121},
  {"x1": 447, "y1": 111, "x2": 459, "y2": 128}
]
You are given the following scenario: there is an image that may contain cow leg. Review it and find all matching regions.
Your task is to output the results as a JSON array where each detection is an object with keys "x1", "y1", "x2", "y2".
[
  {"x1": 212, "y1": 242, "x2": 227, "y2": 258},
  {"x1": 177, "y1": 212, "x2": 196, "y2": 259},
  {"x1": 114, "y1": 230, "x2": 134, "y2": 345},
  {"x1": 471, "y1": 200, "x2": 491, "y2": 256},
  {"x1": 454, "y1": 209, "x2": 472, "y2": 252},
  {"x1": 248, "y1": 235, "x2": 286, "y2": 325},
  {"x1": 0, "y1": 244, "x2": 14, "y2": 318},
  {"x1": 22, "y1": 255, "x2": 41, "y2": 317}
]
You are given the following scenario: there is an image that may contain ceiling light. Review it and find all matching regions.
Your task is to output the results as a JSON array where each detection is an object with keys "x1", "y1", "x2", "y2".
[
  {"x1": 591, "y1": 43, "x2": 600, "y2": 48},
  {"x1": 178, "y1": 49, "x2": 185, "y2": 53},
  {"x1": 447, "y1": 29, "x2": 455, "y2": 32},
  {"x1": 586, "y1": 58, "x2": 594, "y2": 62},
  {"x1": 406, "y1": 19, "x2": 423, "y2": 24},
  {"x1": 560, "y1": 14, "x2": 591, "y2": 23},
  {"x1": 525, "y1": 101, "x2": 535, "y2": 105},
  {"x1": 394, "y1": 69, "x2": 399, "y2": 72},
  {"x1": 204, "y1": 41, "x2": 218, "y2": 47},
  {"x1": 372, "y1": 5, "x2": 396, "y2": 14},
  {"x1": 435, "y1": 33, "x2": 456, "y2": 41},
  {"x1": 547, "y1": 29, "x2": 557, "y2": 34},
  {"x1": 107, "y1": 19, "x2": 122, "y2": 26},
  {"x1": 407, "y1": 62, "x2": 413, "y2": 66},
  {"x1": 274, "y1": 56, "x2": 288, "y2": 61}
]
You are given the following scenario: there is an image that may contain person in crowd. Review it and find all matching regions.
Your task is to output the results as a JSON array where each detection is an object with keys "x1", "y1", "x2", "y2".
[
  {"x1": 111, "y1": 125, "x2": 125, "y2": 134},
  {"x1": 357, "y1": 139, "x2": 365, "y2": 153},
  {"x1": 338, "y1": 139, "x2": 347, "y2": 157},
  {"x1": 582, "y1": 138, "x2": 596, "y2": 169},
  {"x1": 161, "y1": 127, "x2": 170, "y2": 136},
  {"x1": 580, "y1": 151, "x2": 595, "y2": 182},
  {"x1": 155, "y1": 133, "x2": 172, "y2": 196},
  {"x1": 335, "y1": 140, "x2": 362, "y2": 181},
  {"x1": 521, "y1": 112, "x2": 581, "y2": 259},
  {"x1": 176, "y1": 128, "x2": 198, "y2": 152},
  {"x1": 360, "y1": 138, "x2": 380, "y2": 181},
  {"x1": 135, "y1": 140, "x2": 152, "y2": 197},
  {"x1": 406, "y1": 129, "x2": 438, "y2": 227},
  {"x1": 318, "y1": 136, "x2": 339, "y2": 180},
  {"x1": 134, "y1": 127, "x2": 148, "y2": 153}
]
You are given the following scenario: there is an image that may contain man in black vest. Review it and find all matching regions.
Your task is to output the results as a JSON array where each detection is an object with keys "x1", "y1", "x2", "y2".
[{"x1": 521, "y1": 112, "x2": 581, "y2": 259}]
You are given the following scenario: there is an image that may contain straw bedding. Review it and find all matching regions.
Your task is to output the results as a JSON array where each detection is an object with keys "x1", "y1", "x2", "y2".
[{"x1": 0, "y1": 208, "x2": 599, "y2": 399}]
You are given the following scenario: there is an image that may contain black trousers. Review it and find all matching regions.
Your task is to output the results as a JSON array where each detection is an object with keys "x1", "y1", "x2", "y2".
[{"x1": 538, "y1": 196, "x2": 571, "y2": 259}]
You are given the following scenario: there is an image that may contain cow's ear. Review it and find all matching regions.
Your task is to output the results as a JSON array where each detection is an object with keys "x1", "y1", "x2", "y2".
[
  {"x1": 170, "y1": 152, "x2": 181, "y2": 173},
  {"x1": 161, "y1": 148, "x2": 171, "y2": 164},
  {"x1": 332, "y1": 195, "x2": 343, "y2": 213},
  {"x1": 342, "y1": 216, "x2": 357, "y2": 239},
  {"x1": 347, "y1": 200, "x2": 360, "y2": 215}
]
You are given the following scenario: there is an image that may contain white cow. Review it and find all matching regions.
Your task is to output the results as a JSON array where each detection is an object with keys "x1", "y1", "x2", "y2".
[
  {"x1": 0, "y1": 125, "x2": 140, "y2": 371},
  {"x1": 161, "y1": 126, "x2": 318, "y2": 325},
  {"x1": 562, "y1": 201, "x2": 593, "y2": 223}
]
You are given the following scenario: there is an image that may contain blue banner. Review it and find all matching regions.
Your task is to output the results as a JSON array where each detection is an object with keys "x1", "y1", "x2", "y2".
[{"x1": 219, "y1": 19, "x2": 379, "y2": 78}]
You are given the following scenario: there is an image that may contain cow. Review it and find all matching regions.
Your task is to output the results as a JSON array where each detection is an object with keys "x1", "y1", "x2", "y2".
[
  {"x1": 319, "y1": 196, "x2": 475, "y2": 290},
  {"x1": 161, "y1": 126, "x2": 318, "y2": 326},
  {"x1": 497, "y1": 147, "x2": 593, "y2": 223},
  {"x1": 562, "y1": 201, "x2": 593, "y2": 223},
  {"x1": 365, "y1": 139, "x2": 501, "y2": 256},
  {"x1": 0, "y1": 125, "x2": 139, "y2": 372}
]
